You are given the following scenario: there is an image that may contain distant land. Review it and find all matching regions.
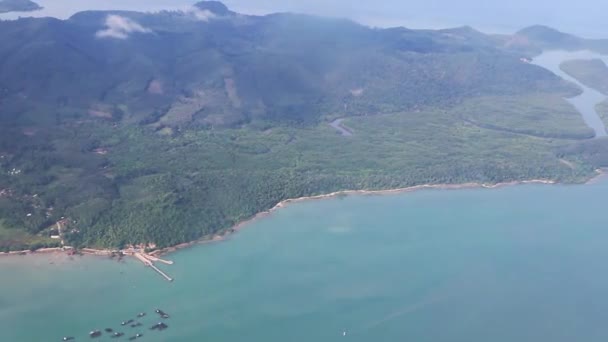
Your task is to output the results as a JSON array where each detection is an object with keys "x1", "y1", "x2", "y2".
[
  {"x1": 2, "y1": 0, "x2": 608, "y2": 39},
  {"x1": 1, "y1": 2, "x2": 608, "y2": 253},
  {"x1": 561, "y1": 59, "x2": 608, "y2": 95},
  {"x1": 0, "y1": 0, "x2": 41, "y2": 13}
]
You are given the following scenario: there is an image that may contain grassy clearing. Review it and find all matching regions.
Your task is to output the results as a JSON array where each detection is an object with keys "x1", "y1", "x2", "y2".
[{"x1": 0, "y1": 221, "x2": 57, "y2": 251}]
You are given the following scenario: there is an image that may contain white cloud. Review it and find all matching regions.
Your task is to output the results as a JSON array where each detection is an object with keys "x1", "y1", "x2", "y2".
[
  {"x1": 186, "y1": 7, "x2": 217, "y2": 22},
  {"x1": 96, "y1": 15, "x2": 151, "y2": 39}
]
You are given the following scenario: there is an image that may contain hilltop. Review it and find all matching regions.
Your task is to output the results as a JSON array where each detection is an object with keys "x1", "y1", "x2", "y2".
[{"x1": 505, "y1": 25, "x2": 608, "y2": 54}]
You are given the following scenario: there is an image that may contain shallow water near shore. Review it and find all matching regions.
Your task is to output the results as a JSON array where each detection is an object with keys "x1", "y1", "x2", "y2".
[{"x1": 3, "y1": 179, "x2": 608, "y2": 341}]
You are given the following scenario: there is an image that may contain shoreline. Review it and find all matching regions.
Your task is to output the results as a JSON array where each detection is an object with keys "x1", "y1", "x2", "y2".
[
  {"x1": 0, "y1": 246, "x2": 116, "y2": 258},
  {"x1": 147, "y1": 176, "x2": 583, "y2": 257},
  {"x1": 3, "y1": 170, "x2": 604, "y2": 259}
]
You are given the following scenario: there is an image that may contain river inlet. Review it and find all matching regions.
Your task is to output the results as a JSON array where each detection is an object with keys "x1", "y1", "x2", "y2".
[{"x1": 533, "y1": 50, "x2": 608, "y2": 137}]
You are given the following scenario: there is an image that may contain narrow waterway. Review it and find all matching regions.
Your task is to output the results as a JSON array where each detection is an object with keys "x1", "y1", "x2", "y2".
[{"x1": 533, "y1": 50, "x2": 608, "y2": 137}]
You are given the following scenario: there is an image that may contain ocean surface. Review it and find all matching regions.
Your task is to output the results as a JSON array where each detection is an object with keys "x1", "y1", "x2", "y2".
[{"x1": 2, "y1": 179, "x2": 608, "y2": 341}]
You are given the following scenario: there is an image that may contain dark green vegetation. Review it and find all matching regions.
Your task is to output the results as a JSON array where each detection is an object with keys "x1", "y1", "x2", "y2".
[
  {"x1": 596, "y1": 100, "x2": 608, "y2": 126},
  {"x1": 457, "y1": 94, "x2": 594, "y2": 139},
  {"x1": 561, "y1": 59, "x2": 608, "y2": 95},
  {"x1": 0, "y1": 0, "x2": 41, "y2": 13},
  {"x1": 1, "y1": 2, "x2": 607, "y2": 250}
]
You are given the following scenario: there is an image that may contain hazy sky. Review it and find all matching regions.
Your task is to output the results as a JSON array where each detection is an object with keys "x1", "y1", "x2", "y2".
[
  {"x1": 1, "y1": 0, "x2": 606, "y2": 37},
  {"x1": 224, "y1": 0, "x2": 607, "y2": 37}
]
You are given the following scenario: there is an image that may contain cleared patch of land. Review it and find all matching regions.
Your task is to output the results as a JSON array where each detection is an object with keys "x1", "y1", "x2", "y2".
[
  {"x1": 0, "y1": 221, "x2": 58, "y2": 252},
  {"x1": 560, "y1": 59, "x2": 608, "y2": 94}
]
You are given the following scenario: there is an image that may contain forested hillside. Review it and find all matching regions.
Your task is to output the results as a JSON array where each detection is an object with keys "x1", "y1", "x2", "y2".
[{"x1": 0, "y1": 2, "x2": 603, "y2": 251}]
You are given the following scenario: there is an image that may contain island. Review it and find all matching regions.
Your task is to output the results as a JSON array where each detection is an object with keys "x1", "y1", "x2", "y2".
[
  {"x1": 561, "y1": 58, "x2": 608, "y2": 95},
  {"x1": 1, "y1": 2, "x2": 608, "y2": 254},
  {"x1": 596, "y1": 100, "x2": 608, "y2": 127},
  {"x1": 0, "y1": 0, "x2": 42, "y2": 13}
]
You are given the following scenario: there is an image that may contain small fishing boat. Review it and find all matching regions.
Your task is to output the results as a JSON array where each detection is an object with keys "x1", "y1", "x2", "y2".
[
  {"x1": 155, "y1": 309, "x2": 169, "y2": 318},
  {"x1": 150, "y1": 322, "x2": 169, "y2": 331},
  {"x1": 62, "y1": 337, "x2": 74, "y2": 341},
  {"x1": 89, "y1": 330, "x2": 102, "y2": 338}
]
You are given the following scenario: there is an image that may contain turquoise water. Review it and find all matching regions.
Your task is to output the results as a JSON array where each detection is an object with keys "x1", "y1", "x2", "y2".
[{"x1": 2, "y1": 179, "x2": 608, "y2": 341}]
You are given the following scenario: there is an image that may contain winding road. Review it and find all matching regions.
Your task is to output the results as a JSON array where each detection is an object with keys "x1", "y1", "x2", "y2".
[{"x1": 329, "y1": 118, "x2": 353, "y2": 136}]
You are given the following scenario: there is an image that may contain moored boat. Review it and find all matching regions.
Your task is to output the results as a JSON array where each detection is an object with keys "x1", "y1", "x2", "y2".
[
  {"x1": 150, "y1": 322, "x2": 169, "y2": 331},
  {"x1": 121, "y1": 319, "x2": 134, "y2": 326}
]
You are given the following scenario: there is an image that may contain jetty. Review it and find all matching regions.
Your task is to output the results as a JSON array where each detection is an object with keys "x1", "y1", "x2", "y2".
[
  {"x1": 142, "y1": 253, "x2": 174, "y2": 265},
  {"x1": 134, "y1": 252, "x2": 174, "y2": 282}
]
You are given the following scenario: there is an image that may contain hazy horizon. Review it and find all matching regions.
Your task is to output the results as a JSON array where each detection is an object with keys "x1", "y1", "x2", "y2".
[{"x1": 0, "y1": 0, "x2": 606, "y2": 38}]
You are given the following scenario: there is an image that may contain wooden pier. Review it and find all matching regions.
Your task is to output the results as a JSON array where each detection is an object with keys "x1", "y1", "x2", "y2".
[
  {"x1": 143, "y1": 254, "x2": 174, "y2": 265},
  {"x1": 149, "y1": 263, "x2": 173, "y2": 282},
  {"x1": 134, "y1": 253, "x2": 174, "y2": 282}
]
